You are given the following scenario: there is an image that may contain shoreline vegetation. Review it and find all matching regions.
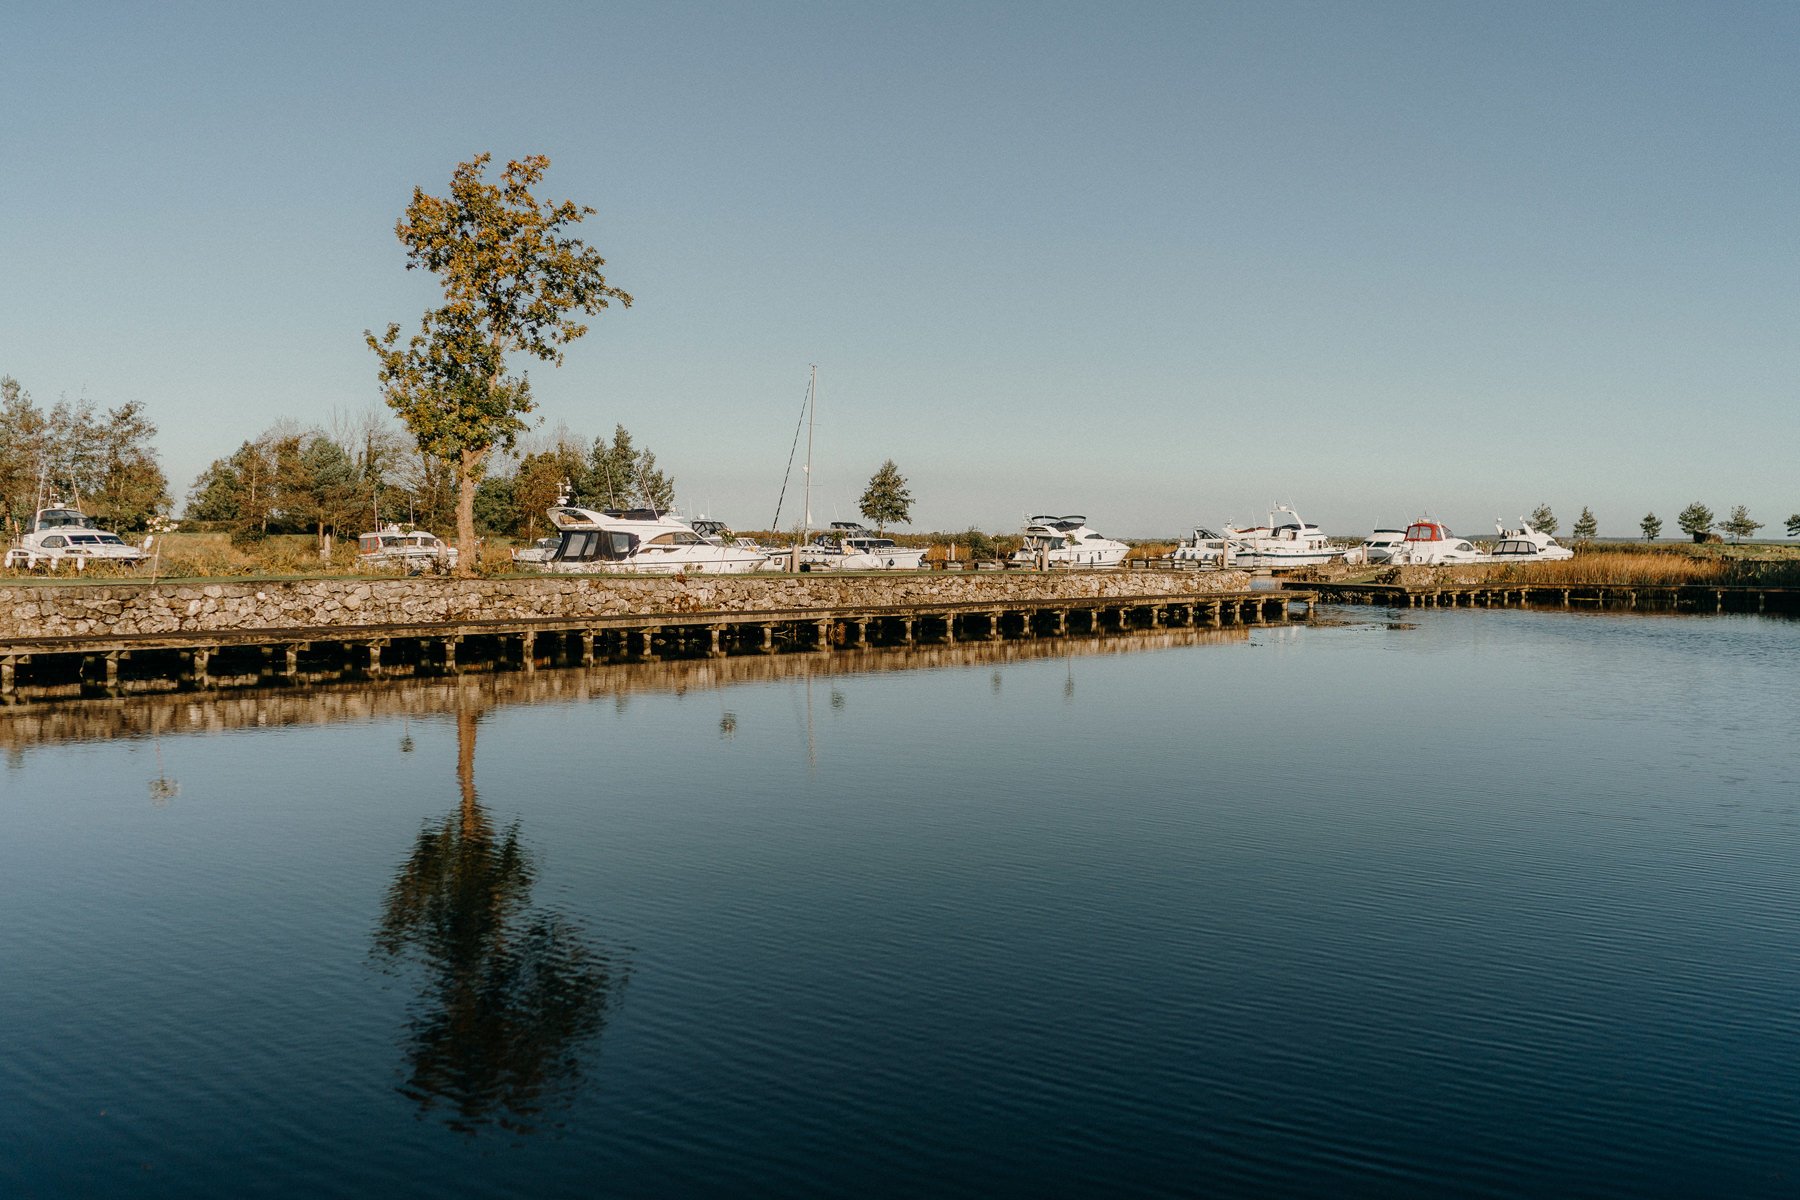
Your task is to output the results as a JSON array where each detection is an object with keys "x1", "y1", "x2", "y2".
[{"x1": 4, "y1": 533, "x2": 1800, "y2": 590}]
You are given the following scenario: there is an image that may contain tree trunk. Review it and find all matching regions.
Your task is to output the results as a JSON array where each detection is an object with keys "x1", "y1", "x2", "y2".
[{"x1": 456, "y1": 448, "x2": 480, "y2": 578}]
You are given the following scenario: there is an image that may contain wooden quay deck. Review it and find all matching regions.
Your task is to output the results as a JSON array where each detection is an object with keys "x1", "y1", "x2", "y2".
[
  {"x1": 1289, "y1": 580, "x2": 1800, "y2": 614},
  {"x1": 0, "y1": 588, "x2": 1312, "y2": 703}
]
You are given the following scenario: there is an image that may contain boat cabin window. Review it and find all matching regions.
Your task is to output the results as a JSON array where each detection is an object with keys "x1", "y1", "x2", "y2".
[
  {"x1": 41, "y1": 535, "x2": 67, "y2": 548},
  {"x1": 644, "y1": 530, "x2": 704, "y2": 546},
  {"x1": 1405, "y1": 523, "x2": 1440, "y2": 541},
  {"x1": 38, "y1": 510, "x2": 90, "y2": 529},
  {"x1": 556, "y1": 530, "x2": 638, "y2": 561}
]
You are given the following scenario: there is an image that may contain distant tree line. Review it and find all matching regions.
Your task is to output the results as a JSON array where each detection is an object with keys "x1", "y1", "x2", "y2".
[{"x1": 0, "y1": 375, "x2": 170, "y2": 534}]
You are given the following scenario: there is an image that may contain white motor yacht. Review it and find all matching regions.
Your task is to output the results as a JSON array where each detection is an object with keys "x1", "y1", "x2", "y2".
[
  {"x1": 543, "y1": 506, "x2": 769, "y2": 575},
  {"x1": 4, "y1": 503, "x2": 148, "y2": 570},
  {"x1": 1395, "y1": 518, "x2": 1482, "y2": 564},
  {"x1": 798, "y1": 522, "x2": 928, "y2": 571},
  {"x1": 1008, "y1": 515, "x2": 1129, "y2": 569},
  {"x1": 357, "y1": 524, "x2": 458, "y2": 572},
  {"x1": 510, "y1": 536, "x2": 561, "y2": 567},
  {"x1": 1484, "y1": 520, "x2": 1574, "y2": 563},
  {"x1": 1171, "y1": 526, "x2": 1232, "y2": 567},
  {"x1": 1223, "y1": 506, "x2": 1342, "y2": 569}
]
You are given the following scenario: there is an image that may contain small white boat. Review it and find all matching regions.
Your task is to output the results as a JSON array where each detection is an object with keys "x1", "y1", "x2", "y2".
[
  {"x1": 357, "y1": 524, "x2": 458, "y2": 572},
  {"x1": 798, "y1": 522, "x2": 928, "y2": 571},
  {"x1": 510, "y1": 536, "x2": 561, "y2": 566},
  {"x1": 1484, "y1": 520, "x2": 1574, "y2": 563},
  {"x1": 543, "y1": 507, "x2": 768, "y2": 575},
  {"x1": 1342, "y1": 528, "x2": 1407, "y2": 565},
  {"x1": 1223, "y1": 506, "x2": 1342, "y2": 569},
  {"x1": 3, "y1": 503, "x2": 148, "y2": 570},
  {"x1": 1008, "y1": 515, "x2": 1129, "y2": 569},
  {"x1": 1171, "y1": 526, "x2": 1232, "y2": 567},
  {"x1": 1395, "y1": 518, "x2": 1481, "y2": 564}
]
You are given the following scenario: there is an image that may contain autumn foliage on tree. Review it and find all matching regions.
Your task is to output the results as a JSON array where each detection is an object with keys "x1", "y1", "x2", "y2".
[{"x1": 367, "y1": 154, "x2": 631, "y2": 575}]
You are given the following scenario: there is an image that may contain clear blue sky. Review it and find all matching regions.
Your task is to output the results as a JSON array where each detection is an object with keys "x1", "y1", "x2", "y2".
[{"x1": 4, "y1": 1, "x2": 1797, "y2": 537}]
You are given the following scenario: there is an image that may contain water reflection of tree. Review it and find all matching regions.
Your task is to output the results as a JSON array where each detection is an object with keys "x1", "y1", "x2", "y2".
[{"x1": 374, "y1": 703, "x2": 627, "y2": 1135}]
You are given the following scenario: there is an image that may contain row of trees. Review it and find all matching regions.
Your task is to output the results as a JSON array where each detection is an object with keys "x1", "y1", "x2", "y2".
[
  {"x1": 185, "y1": 417, "x2": 677, "y2": 546},
  {"x1": 0, "y1": 376, "x2": 170, "y2": 534},
  {"x1": 1529, "y1": 502, "x2": 1789, "y2": 544}
]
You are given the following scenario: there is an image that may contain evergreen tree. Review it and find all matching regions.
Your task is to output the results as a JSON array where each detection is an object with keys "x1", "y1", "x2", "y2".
[
  {"x1": 1640, "y1": 512, "x2": 1662, "y2": 541},
  {"x1": 588, "y1": 426, "x2": 673, "y2": 511},
  {"x1": 1677, "y1": 501, "x2": 1714, "y2": 542},
  {"x1": 1720, "y1": 505, "x2": 1762, "y2": 542},
  {"x1": 1571, "y1": 506, "x2": 1597, "y2": 542},
  {"x1": 1787, "y1": 513, "x2": 1800, "y2": 538},
  {"x1": 1528, "y1": 503, "x2": 1558, "y2": 534},
  {"x1": 858, "y1": 460, "x2": 913, "y2": 533}
]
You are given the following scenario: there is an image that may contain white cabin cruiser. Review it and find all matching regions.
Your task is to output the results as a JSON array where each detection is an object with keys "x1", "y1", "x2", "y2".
[
  {"x1": 1342, "y1": 528, "x2": 1407, "y2": 565},
  {"x1": 543, "y1": 507, "x2": 768, "y2": 575},
  {"x1": 1484, "y1": 520, "x2": 1574, "y2": 563},
  {"x1": 4, "y1": 504, "x2": 148, "y2": 570},
  {"x1": 1171, "y1": 527, "x2": 1232, "y2": 567},
  {"x1": 1008, "y1": 516, "x2": 1129, "y2": 569},
  {"x1": 510, "y1": 536, "x2": 561, "y2": 566},
  {"x1": 357, "y1": 525, "x2": 457, "y2": 571},
  {"x1": 798, "y1": 522, "x2": 928, "y2": 571},
  {"x1": 1223, "y1": 506, "x2": 1342, "y2": 569},
  {"x1": 1396, "y1": 518, "x2": 1481, "y2": 564}
]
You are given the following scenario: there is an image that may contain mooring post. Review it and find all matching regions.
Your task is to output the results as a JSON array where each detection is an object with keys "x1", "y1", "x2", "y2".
[
  {"x1": 191, "y1": 647, "x2": 211, "y2": 686},
  {"x1": 759, "y1": 623, "x2": 776, "y2": 653},
  {"x1": 1, "y1": 657, "x2": 15, "y2": 695},
  {"x1": 105, "y1": 652, "x2": 120, "y2": 686},
  {"x1": 900, "y1": 617, "x2": 915, "y2": 645},
  {"x1": 367, "y1": 640, "x2": 385, "y2": 676},
  {"x1": 520, "y1": 631, "x2": 537, "y2": 671},
  {"x1": 443, "y1": 637, "x2": 459, "y2": 673},
  {"x1": 707, "y1": 625, "x2": 725, "y2": 657},
  {"x1": 580, "y1": 631, "x2": 595, "y2": 665}
]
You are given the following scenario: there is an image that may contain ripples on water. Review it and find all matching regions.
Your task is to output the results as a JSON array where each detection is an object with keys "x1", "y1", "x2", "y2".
[{"x1": 2, "y1": 612, "x2": 1798, "y2": 1198}]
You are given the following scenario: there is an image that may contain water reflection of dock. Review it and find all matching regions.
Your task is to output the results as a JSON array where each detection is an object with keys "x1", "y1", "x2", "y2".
[
  {"x1": 1, "y1": 591, "x2": 1303, "y2": 704},
  {"x1": 0, "y1": 626, "x2": 1251, "y2": 752}
]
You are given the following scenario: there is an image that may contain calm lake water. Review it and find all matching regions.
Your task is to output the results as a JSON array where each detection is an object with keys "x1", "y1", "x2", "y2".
[{"x1": 4, "y1": 608, "x2": 1798, "y2": 1198}]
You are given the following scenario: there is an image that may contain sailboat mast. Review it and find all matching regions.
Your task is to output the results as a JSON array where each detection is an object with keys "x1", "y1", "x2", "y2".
[{"x1": 802, "y1": 363, "x2": 816, "y2": 539}]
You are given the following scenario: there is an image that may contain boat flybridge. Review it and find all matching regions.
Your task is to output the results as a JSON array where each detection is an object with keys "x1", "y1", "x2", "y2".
[
  {"x1": 1485, "y1": 520, "x2": 1574, "y2": 562},
  {"x1": 543, "y1": 506, "x2": 769, "y2": 575},
  {"x1": 1008, "y1": 516, "x2": 1129, "y2": 569},
  {"x1": 798, "y1": 522, "x2": 928, "y2": 571},
  {"x1": 1396, "y1": 517, "x2": 1482, "y2": 564},
  {"x1": 3, "y1": 503, "x2": 148, "y2": 570},
  {"x1": 1222, "y1": 505, "x2": 1342, "y2": 569}
]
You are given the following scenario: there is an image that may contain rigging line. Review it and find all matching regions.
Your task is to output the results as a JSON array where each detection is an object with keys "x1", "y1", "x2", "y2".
[{"x1": 769, "y1": 372, "x2": 813, "y2": 532}]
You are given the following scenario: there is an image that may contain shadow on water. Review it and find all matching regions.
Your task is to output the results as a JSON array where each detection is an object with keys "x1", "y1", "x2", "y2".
[{"x1": 371, "y1": 700, "x2": 629, "y2": 1136}]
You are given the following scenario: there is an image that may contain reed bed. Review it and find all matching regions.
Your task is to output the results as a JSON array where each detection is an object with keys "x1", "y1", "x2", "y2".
[{"x1": 1498, "y1": 546, "x2": 1800, "y2": 588}]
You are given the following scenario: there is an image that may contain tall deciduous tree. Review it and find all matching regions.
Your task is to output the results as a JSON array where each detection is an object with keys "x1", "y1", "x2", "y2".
[
  {"x1": 367, "y1": 154, "x2": 632, "y2": 576},
  {"x1": 1640, "y1": 512, "x2": 1662, "y2": 541},
  {"x1": 858, "y1": 460, "x2": 913, "y2": 533},
  {"x1": 1571, "y1": 506, "x2": 1597, "y2": 542},
  {"x1": 1677, "y1": 501, "x2": 1714, "y2": 542},
  {"x1": 1720, "y1": 505, "x2": 1762, "y2": 542},
  {"x1": 1527, "y1": 503, "x2": 1558, "y2": 535}
]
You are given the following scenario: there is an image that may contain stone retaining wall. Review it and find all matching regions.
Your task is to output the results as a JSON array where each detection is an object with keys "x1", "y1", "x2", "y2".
[{"x1": 1, "y1": 570, "x2": 1253, "y2": 642}]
